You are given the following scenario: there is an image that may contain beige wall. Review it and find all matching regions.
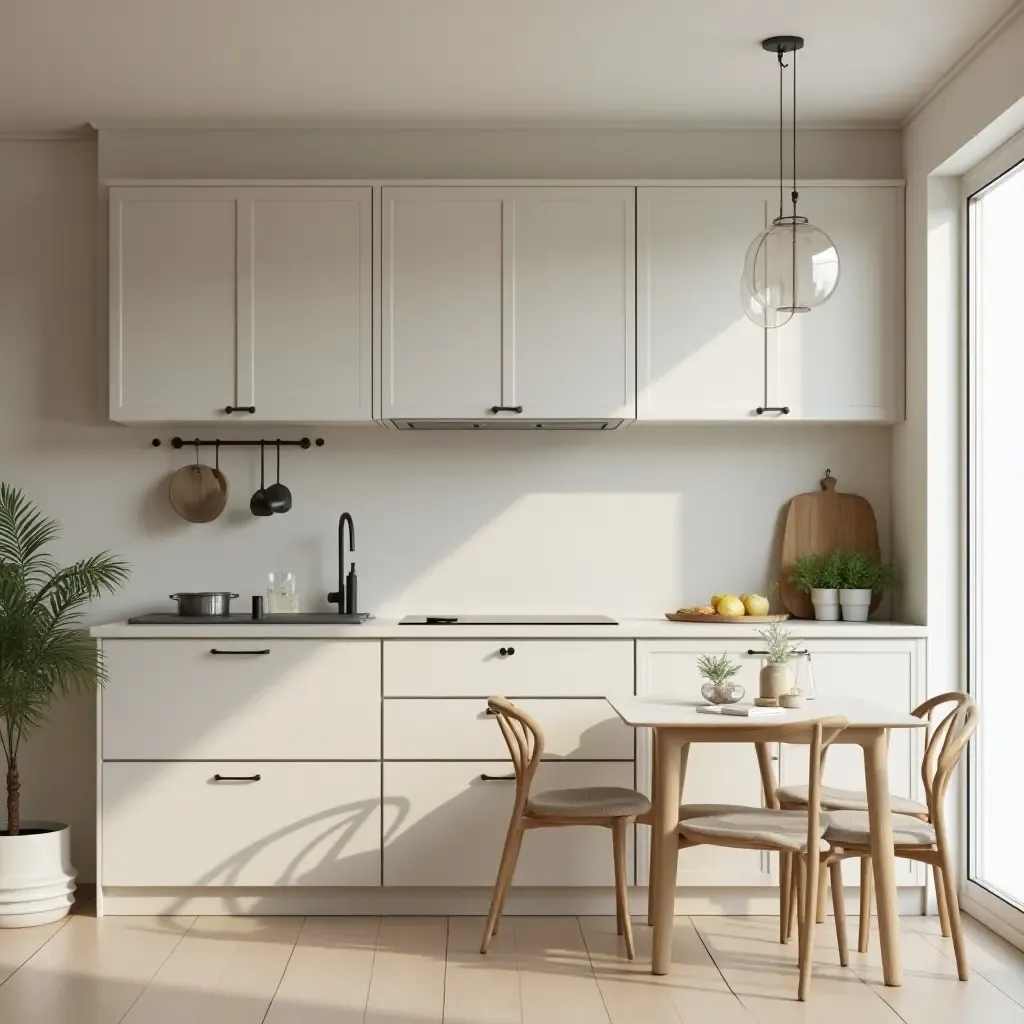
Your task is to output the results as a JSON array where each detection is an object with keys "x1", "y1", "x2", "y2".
[{"x1": 4, "y1": 127, "x2": 900, "y2": 878}]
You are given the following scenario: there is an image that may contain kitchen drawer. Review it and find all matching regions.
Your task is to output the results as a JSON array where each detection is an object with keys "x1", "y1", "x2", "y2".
[
  {"x1": 383, "y1": 698, "x2": 633, "y2": 760},
  {"x1": 383, "y1": 761, "x2": 635, "y2": 886},
  {"x1": 382, "y1": 640, "x2": 634, "y2": 697},
  {"x1": 101, "y1": 640, "x2": 380, "y2": 760},
  {"x1": 102, "y1": 761, "x2": 381, "y2": 886}
]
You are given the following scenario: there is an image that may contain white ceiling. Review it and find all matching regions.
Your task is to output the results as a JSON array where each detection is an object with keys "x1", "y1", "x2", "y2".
[{"x1": 3, "y1": 0, "x2": 1019, "y2": 132}]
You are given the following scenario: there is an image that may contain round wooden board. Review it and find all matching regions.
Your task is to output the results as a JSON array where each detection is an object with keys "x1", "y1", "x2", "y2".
[{"x1": 664, "y1": 612, "x2": 790, "y2": 624}]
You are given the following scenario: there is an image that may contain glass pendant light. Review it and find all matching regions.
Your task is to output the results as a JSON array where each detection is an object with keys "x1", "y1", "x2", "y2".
[{"x1": 742, "y1": 36, "x2": 839, "y2": 326}]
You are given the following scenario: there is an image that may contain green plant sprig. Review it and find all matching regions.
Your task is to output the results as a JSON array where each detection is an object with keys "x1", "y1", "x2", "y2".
[
  {"x1": 697, "y1": 653, "x2": 742, "y2": 687},
  {"x1": 757, "y1": 622, "x2": 802, "y2": 665}
]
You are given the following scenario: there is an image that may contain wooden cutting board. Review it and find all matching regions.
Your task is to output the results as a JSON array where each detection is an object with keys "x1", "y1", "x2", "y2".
[{"x1": 779, "y1": 471, "x2": 880, "y2": 619}]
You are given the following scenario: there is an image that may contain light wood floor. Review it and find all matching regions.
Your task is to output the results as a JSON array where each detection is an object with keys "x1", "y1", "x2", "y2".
[{"x1": 2, "y1": 904, "x2": 1023, "y2": 1023}]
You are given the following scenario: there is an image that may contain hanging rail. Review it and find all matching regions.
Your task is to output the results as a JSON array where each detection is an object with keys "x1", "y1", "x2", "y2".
[{"x1": 151, "y1": 437, "x2": 325, "y2": 449}]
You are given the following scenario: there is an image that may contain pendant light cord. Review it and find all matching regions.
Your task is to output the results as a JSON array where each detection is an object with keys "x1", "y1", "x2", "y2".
[
  {"x1": 777, "y1": 51, "x2": 785, "y2": 221},
  {"x1": 791, "y1": 45, "x2": 798, "y2": 216}
]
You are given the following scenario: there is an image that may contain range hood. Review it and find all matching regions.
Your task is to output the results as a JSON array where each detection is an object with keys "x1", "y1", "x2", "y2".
[{"x1": 392, "y1": 418, "x2": 626, "y2": 431}]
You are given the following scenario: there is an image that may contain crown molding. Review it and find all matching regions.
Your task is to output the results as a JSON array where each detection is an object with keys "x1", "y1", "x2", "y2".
[{"x1": 903, "y1": 0, "x2": 1024, "y2": 127}]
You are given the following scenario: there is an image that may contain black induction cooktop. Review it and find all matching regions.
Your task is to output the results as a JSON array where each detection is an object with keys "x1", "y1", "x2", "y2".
[{"x1": 398, "y1": 614, "x2": 618, "y2": 625}]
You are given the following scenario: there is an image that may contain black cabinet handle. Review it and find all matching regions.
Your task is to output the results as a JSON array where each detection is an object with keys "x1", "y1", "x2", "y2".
[
  {"x1": 755, "y1": 406, "x2": 790, "y2": 416},
  {"x1": 479, "y1": 773, "x2": 516, "y2": 782},
  {"x1": 210, "y1": 648, "x2": 271, "y2": 656},
  {"x1": 225, "y1": 405, "x2": 256, "y2": 414},
  {"x1": 213, "y1": 773, "x2": 262, "y2": 782},
  {"x1": 490, "y1": 406, "x2": 523, "y2": 414},
  {"x1": 498, "y1": 647, "x2": 516, "y2": 657},
  {"x1": 747, "y1": 649, "x2": 810, "y2": 656}
]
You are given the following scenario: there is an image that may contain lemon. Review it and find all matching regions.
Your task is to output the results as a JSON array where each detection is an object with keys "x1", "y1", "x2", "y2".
[
  {"x1": 710, "y1": 594, "x2": 727, "y2": 610},
  {"x1": 743, "y1": 593, "x2": 770, "y2": 616},
  {"x1": 716, "y1": 595, "x2": 745, "y2": 617}
]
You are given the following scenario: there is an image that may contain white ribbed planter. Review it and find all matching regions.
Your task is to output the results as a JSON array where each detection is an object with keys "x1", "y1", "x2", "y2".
[
  {"x1": 0, "y1": 822, "x2": 77, "y2": 928},
  {"x1": 839, "y1": 588, "x2": 873, "y2": 622}
]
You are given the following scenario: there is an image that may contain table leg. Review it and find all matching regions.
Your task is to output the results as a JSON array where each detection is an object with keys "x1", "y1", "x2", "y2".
[
  {"x1": 863, "y1": 732, "x2": 901, "y2": 986},
  {"x1": 651, "y1": 731, "x2": 686, "y2": 975},
  {"x1": 647, "y1": 728, "x2": 659, "y2": 926}
]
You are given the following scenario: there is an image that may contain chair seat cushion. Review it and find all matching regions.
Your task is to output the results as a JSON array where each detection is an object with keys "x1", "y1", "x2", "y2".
[
  {"x1": 825, "y1": 810, "x2": 937, "y2": 847},
  {"x1": 777, "y1": 784, "x2": 928, "y2": 816},
  {"x1": 678, "y1": 804, "x2": 829, "y2": 853},
  {"x1": 527, "y1": 786, "x2": 651, "y2": 818}
]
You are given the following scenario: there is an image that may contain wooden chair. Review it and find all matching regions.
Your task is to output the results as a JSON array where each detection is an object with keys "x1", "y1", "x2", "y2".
[
  {"x1": 676, "y1": 716, "x2": 847, "y2": 1001},
  {"x1": 777, "y1": 693, "x2": 974, "y2": 971},
  {"x1": 479, "y1": 696, "x2": 651, "y2": 959}
]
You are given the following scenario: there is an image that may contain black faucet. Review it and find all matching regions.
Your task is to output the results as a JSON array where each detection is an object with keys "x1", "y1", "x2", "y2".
[{"x1": 327, "y1": 512, "x2": 355, "y2": 614}]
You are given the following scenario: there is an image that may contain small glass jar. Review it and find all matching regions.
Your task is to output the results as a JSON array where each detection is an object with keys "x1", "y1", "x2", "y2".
[
  {"x1": 267, "y1": 571, "x2": 299, "y2": 614},
  {"x1": 700, "y1": 681, "x2": 745, "y2": 705}
]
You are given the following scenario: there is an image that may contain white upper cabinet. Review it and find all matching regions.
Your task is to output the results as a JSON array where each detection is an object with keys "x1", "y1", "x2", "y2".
[
  {"x1": 638, "y1": 187, "x2": 770, "y2": 421},
  {"x1": 638, "y1": 184, "x2": 904, "y2": 424},
  {"x1": 380, "y1": 189, "x2": 504, "y2": 420},
  {"x1": 380, "y1": 186, "x2": 635, "y2": 424},
  {"x1": 109, "y1": 186, "x2": 372, "y2": 423},
  {"x1": 110, "y1": 189, "x2": 239, "y2": 422},
  {"x1": 769, "y1": 185, "x2": 905, "y2": 422}
]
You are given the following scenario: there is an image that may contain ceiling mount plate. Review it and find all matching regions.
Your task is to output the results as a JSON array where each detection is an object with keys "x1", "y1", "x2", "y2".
[{"x1": 761, "y1": 35, "x2": 805, "y2": 55}]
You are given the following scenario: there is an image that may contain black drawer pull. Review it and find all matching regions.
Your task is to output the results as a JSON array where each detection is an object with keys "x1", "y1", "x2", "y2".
[
  {"x1": 498, "y1": 647, "x2": 516, "y2": 657},
  {"x1": 225, "y1": 405, "x2": 256, "y2": 414},
  {"x1": 210, "y1": 648, "x2": 271, "y2": 656},
  {"x1": 746, "y1": 649, "x2": 810, "y2": 657},
  {"x1": 479, "y1": 773, "x2": 516, "y2": 782},
  {"x1": 213, "y1": 773, "x2": 262, "y2": 782},
  {"x1": 489, "y1": 405, "x2": 523, "y2": 414},
  {"x1": 485, "y1": 707, "x2": 498, "y2": 715},
  {"x1": 755, "y1": 406, "x2": 790, "y2": 416}
]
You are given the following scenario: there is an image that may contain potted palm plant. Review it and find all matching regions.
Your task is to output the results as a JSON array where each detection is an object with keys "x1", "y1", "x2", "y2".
[{"x1": 0, "y1": 484, "x2": 129, "y2": 927}]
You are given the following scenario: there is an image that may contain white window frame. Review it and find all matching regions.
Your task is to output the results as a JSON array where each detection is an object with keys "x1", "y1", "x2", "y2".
[{"x1": 960, "y1": 126, "x2": 1024, "y2": 948}]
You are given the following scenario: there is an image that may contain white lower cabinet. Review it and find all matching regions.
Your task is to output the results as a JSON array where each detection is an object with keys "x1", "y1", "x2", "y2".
[
  {"x1": 384, "y1": 698, "x2": 634, "y2": 760},
  {"x1": 102, "y1": 761, "x2": 382, "y2": 887},
  {"x1": 101, "y1": 639, "x2": 381, "y2": 760},
  {"x1": 382, "y1": 761, "x2": 635, "y2": 887},
  {"x1": 635, "y1": 638, "x2": 925, "y2": 888}
]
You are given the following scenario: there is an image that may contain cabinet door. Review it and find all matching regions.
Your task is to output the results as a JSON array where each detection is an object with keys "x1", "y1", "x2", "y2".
[
  {"x1": 778, "y1": 640, "x2": 924, "y2": 884},
  {"x1": 383, "y1": 761, "x2": 634, "y2": 886},
  {"x1": 103, "y1": 761, "x2": 381, "y2": 887},
  {"x1": 635, "y1": 641, "x2": 774, "y2": 886},
  {"x1": 110, "y1": 187, "x2": 240, "y2": 422},
  {"x1": 770, "y1": 186, "x2": 904, "y2": 422},
  {"x1": 637, "y1": 187, "x2": 770, "y2": 421},
  {"x1": 506, "y1": 188, "x2": 635, "y2": 419},
  {"x1": 247, "y1": 187, "x2": 372, "y2": 422},
  {"x1": 381, "y1": 187, "x2": 504, "y2": 419}
]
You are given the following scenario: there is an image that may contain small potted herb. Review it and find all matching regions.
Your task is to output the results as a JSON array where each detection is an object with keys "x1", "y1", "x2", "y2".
[
  {"x1": 697, "y1": 653, "x2": 744, "y2": 705},
  {"x1": 788, "y1": 551, "x2": 843, "y2": 621},
  {"x1": 757, "y1": 622, "x2": 802, "y2": 704},
  {"x1": 837, "y1": 551, "x2": 896, "y2": 621}
]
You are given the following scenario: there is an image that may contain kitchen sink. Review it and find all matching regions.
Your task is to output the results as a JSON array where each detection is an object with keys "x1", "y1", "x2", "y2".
[{"x1": 127, "y1": 612, "x2": 371, "y2": 625}]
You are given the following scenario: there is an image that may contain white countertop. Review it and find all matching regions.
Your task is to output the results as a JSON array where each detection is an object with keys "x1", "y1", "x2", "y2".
[{"x1": 90, "y1": 617, "x2": 927, "y2": 639}]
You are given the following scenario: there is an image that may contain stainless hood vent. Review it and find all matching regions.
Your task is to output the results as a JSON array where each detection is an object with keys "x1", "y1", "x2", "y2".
[{"x1": 393, "y1": 418, "x2": 624, "y2": 431}]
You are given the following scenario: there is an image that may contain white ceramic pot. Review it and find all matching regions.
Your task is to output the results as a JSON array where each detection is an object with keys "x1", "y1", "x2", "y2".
[
  {"x1": 810, "y1": 588, "x2": 840, "y2": 621},
  {"x1": 758, "y1": 663, "x2": 793, "y2": 704},
  {"x1": 840, "y1": 588, "x2": 872, "y2": 622},
  {"x1": 0, "y1": 822, "x2": 76, "y2": 928}
]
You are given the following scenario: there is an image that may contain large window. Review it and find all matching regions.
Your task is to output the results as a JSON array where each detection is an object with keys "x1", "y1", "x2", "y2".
[{"x1": 966, "y1": 143, "x2": 1024, "y2": 933}]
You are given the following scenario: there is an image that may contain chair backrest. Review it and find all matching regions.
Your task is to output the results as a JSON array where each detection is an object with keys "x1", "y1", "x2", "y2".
[
  {"x1": 913, "y1": 693, "x2": 978, "y2": 828},
  {"x1": 486, "y1": 696, "x2": 545, "y2": 817}
]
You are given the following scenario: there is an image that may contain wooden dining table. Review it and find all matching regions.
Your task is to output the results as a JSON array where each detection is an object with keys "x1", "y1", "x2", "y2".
[{"x1": 607, "y1": 695, "x2": 927, "y2": 985}]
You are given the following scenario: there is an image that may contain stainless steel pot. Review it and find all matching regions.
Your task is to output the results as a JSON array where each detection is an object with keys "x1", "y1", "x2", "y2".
[{"x1": 169, "y1": 592, "x2": 238, "y2": 617}]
